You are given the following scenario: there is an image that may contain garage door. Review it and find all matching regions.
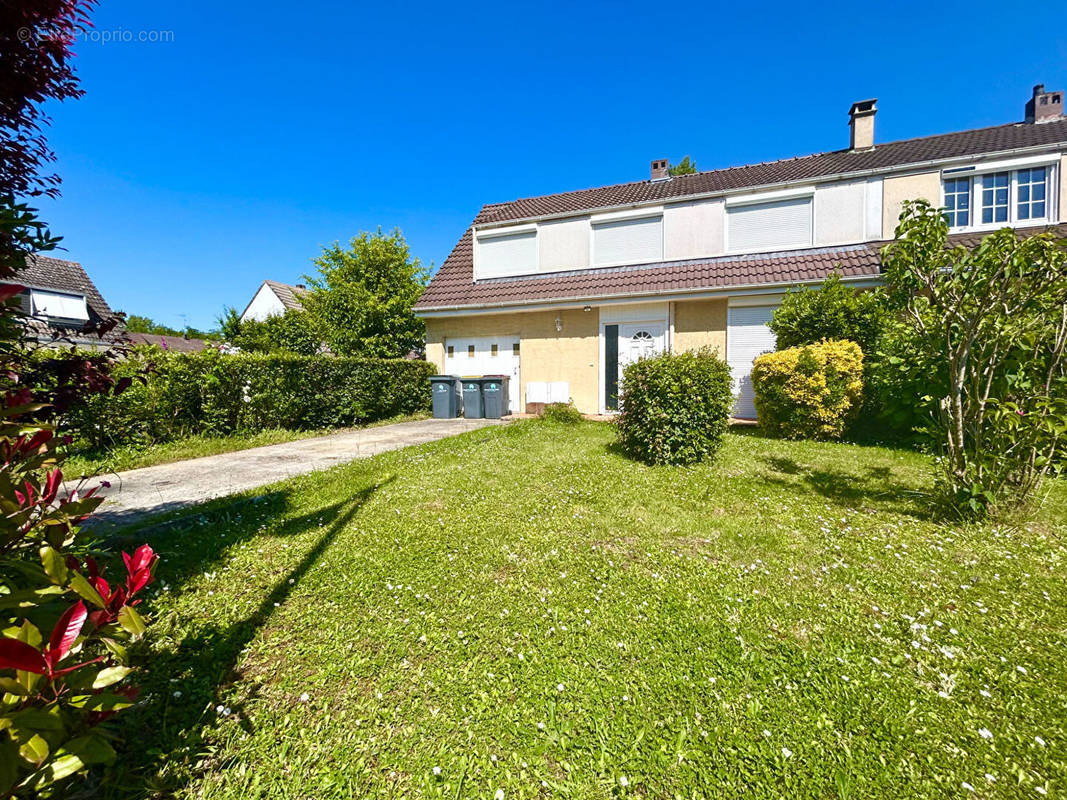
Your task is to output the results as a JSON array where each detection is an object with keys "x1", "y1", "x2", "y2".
[
  {"x1": 444, "y1": 335, "x2": 520, "y2": 411},
  {"x1": 727, "y1": 305, "x2": 777, "y2": 419}
]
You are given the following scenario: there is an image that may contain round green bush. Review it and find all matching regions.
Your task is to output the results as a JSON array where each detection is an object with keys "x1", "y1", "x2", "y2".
[
  {"x1": 541, "y1": 402, "x2": 583, "y2": 424},
  {"x1": 615, "y1": 348, "x2": 733, "y2": 466}
]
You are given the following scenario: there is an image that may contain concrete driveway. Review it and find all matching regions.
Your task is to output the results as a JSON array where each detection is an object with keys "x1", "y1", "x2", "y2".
[{"x1": 75, "y1": 417, "x2": 504, "y2": 530}]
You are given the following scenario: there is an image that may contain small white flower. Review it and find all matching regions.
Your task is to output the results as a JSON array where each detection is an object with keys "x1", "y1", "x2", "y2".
[
  {"x1": 762, "y1": 729, "x2": 771, "y2": 738},
  {"x1": 1036, "y1": 788, "x2": 1047, "y2": 796},
  {"x1": 222, "y1": 706, "x2": 231, "y2": 715},
  {"x1": 1035, "y1": 736, "x2": 1046, "y2": 746},
  {"x1": 962, "y1": 781, "x2": 975, "y2": 792},
  {"x1": 299, "y1": 692, "x2": 310, "y2": 702},
  {"x1": 537, "y1": 722, "x2": 545, "y2": 730},
  {"x1": 556, "y1": 683, "x2": 564, "y2": 692},
  {"x1": 432, "y1": 766, "x2": 441, "y2": 776},
  {"x1": 979, "y1": 689, "x2": 992, "y2": 698},
  {"x1": 518, "y1": 653, "x2": 524, "y2": 661},
  {"x1": 978, "y1": 728, "x2": 993, "y2": 739},
  {"x1": 494, "y1": 789, "x2": 504, "y2": 800},
  {"x1": 215, "y1": 704, "x2": 225, "y2": 714},
  {"x1": 781, "y1": 747, "x2": 793, "y2": 758},
  {"x1": 490, "y1": 754, "x2": 497, "y2": 763},
  {"x1": 172, "y1": 690, "x2": 182, "y2": 698},
  {"x1": 985, "y1": 774, "x2": 996, "y2": 783},
  {"x1": 618, "y1": 776, "x2": 629, "y2": 787},
  {"x1": 1016, "y1": 665, "x2": 1028, "y2": 674}
]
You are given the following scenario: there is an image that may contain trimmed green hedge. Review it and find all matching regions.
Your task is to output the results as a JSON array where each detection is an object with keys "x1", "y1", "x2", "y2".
[{"x1": 47, "y1": 349, "x2": 434, "y2": 451}]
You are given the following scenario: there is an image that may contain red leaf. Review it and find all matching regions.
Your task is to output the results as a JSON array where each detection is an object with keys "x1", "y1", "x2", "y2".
[
  {"x1": 127, "y1": 544, "x2": 156, "y2": 576},
  {"x1": 42, "y1": 468, "x2": 63, "y2": 504},
  {"x1": 0, "y1": 638, "x2": 47, "y2": 674},
  {"x1": 0, "y1": 284, "x2": 25, "y2": 302},
  {"x1": 47, "y1": 601, "x2": 87, "y2": 667}
]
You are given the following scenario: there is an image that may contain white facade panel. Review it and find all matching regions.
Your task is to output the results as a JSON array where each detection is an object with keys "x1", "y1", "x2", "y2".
[
  {"x1": 727, "y1": 304, "x2": 777, "y2": 419},
  {"x1": 664, "y1": 199, "x2": 724, "y2": 260},
  {"x1": 538, "y1": 217, "x2": 589, "y2": 272},
  {"x1": 814, "y1": 181, "x2": 866, "y2": 246},
  {"x1": 475, "y1": 230, "x2": 538, "y2": 279},
  {"x1": 726, "y1": 198, "x2": 812, "y2": 253},
  {"x1": 592, "y1": 215, "x2": 663, "y2": 266}
]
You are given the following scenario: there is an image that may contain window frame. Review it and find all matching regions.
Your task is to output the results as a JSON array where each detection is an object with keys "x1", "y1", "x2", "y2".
[{"x1": 942, "y1": 160, "x2": 1056, "y2": 232}]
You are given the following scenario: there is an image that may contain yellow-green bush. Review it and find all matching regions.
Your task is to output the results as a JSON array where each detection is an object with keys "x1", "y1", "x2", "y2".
[{"x1": 751, "y1": 339, "x2": 864, "y2": 440}]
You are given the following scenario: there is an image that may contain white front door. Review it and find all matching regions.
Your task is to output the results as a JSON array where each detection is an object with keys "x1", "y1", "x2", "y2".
[
  {"x1": 615, "y1": 323, "x2": 665, "y2": 405},
  {"x1": 726, "y1": 305, "x2": 777, "y2": 419},
  {"x1": 444, "y1": 335, "x2": 520, "y2": 412}
]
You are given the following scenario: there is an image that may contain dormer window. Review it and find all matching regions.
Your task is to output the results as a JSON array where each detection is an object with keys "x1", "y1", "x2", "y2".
[
  {"x1": 943, "y1": 162, "x2": 1052, "y2": 229},
  {"x1": 28, "y1": 289, "x2": 89, "y2": 322}
]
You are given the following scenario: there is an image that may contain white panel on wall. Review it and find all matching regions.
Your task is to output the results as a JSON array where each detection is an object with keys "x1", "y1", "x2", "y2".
[
  {"x1": 538, "y1": 217, "x2": 590, "y2": 272},
  {"x1": 865, "y1": 178, "x2": 884, "y2": 240},
  {"x1": 814, "y1": 181, "x2": 866, "y2": 246},
  {"x1": 726, "y1": 198, "x2": 812, "y2": 253},
  {"x1": 664, "y1": 199, "x2": 724, "y2": 260},
  {"x1": 592, "y1": 215, "x2": 663, "y2": 266},
  {"x1": 475, "y1": 230, "x2": 537, "y2": 279}
]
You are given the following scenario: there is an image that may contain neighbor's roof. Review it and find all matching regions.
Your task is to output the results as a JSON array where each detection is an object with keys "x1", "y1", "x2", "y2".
[
  {"x1": 126, "y1": 332, "x2": 212, "y2": 352},
  {"x1": 11, "y1": 254, "x2": 120, "y2": 343},
  {"x1": 416, "y1": 117, "x2": 1067, "y2": 311},
  {"x1": 263, "y1": 279, "x2": 309, "y2": 311}
]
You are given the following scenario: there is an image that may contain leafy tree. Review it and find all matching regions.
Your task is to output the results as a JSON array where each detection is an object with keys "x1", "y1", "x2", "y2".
[
  {"x1": 121, "y1": 313, "x2": 217, "y2": 340},
  {"x1": 882, "y1": 199, "x2": 1067, "y2": 516},
  {"x1": 769, "y1": 273, "x2": 886, "y2": 356},
  {"x1": 303, "y1": 228, "x2": 428, "y2": 358},
  {"x1": 230, "y1": 309, "x2": 323, "y2": 355},
  {"x1": 667, "y1": 156, "x2": 697, "y2": 176}
]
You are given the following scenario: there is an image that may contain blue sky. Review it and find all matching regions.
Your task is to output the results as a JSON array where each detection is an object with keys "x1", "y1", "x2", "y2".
[{"x1": 38, "y1": 0, "x2": 1067, "y2": 330}]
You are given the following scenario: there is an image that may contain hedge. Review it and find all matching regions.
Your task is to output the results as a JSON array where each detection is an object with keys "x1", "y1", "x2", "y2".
[
  {"x1": 751, "y1": 339, "x2": 864, "y2": 440},
  {"x1": 43, "y1": 349, "x2": 434, "y2": 451},
  {"x1": 615, "y1": 348, "x2": 733, "y2": 466}
]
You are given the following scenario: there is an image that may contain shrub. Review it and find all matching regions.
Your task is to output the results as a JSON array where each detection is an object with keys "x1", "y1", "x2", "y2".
[
  {"x1": 541, "y1": 402, "x2": 583, "y2": 424},
  {"x1": 44, "y1": 350, "x2": 434, "y2": 454},
  {"x1": 751, "y1": 340, "x2": 864, "y2": 440},
  {"x1": 881, "y1": 200, "x2": 1067, "y2": 517},
  {"x1": 769, "y1": 273, "x2": 886, "y2": 355},
  {"x1": 615, "y1": 348, "x2": 733, "y2": 466}
]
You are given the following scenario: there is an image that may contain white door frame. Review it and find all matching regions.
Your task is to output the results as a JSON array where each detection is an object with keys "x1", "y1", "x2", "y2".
[{"x1": 597, "y1": 302, "x2": 670, "y2": 414}]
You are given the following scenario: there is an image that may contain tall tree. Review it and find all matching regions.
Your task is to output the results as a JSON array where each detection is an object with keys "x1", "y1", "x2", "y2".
[
  {"x1": 668, "y1": 156, "x2": 697, "y2": 176},
  {"x1": 303, "y1": 228, "x2": 428, "y2": 358}
]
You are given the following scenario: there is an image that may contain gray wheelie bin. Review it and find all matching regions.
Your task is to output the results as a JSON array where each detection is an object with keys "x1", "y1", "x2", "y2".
[
  {"x1": 429, "y1": 375, "x2": 463, "y2": 418},
  {"x1": 481, "y1": 375, "x2": 510, "y2": 418},
  {"x1": 462, "y1": 378, "x2": 484, "y2": 418}
]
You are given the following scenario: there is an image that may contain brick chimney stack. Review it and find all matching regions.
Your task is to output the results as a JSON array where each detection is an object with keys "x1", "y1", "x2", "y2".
[
  {"x1": 650, "y1": 158, "x2": 669, "y2": 181},
  {"x1": 1025, "y1": 84, "x2": 1064, "y2": 123}
]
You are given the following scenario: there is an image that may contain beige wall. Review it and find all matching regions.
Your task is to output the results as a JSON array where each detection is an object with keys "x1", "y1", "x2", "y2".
[
  {"x1": 539, "y1": 216, "x2": 590, "y2": 271},
  {"x1": 664, "y1": 199, "x2": 724, "y2": 260},
  {"x1": 815, "y1": 180, "x2": 866, "y2": 245},
  {"x1": 882, "y1": 171, "x2": 941, "y2": 236},
  {"x1": 672, "y1": 299, "x2": 727, "y2": 356},
  {"x1": 425, "y1": 308, "x2": 600, "y2": 414}
]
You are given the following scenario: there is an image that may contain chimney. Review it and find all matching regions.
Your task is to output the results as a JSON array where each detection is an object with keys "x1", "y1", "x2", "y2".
[
  {"x1": 650, "y1": 158, "x2": 670, "y2": 181},
  {"x1": 848, "y1": 99, "x2": 877, "y2": 150},
  {"x1": 295, "y1": 283, "x2": 306, "y2": 289},
  {"x1": 1025, "y1": 83, "x2": 1064, "y2": 123}
]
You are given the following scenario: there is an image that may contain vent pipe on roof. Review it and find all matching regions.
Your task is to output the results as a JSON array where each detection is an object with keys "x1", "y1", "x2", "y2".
[
  {"x1": 650, "y1": 158, "x2": 670, "y2": 182},
  {"x1": 848, "y1": 99, "x2": 877, "y2": 151},
  {"x1": 1025, "y1": 84, "x2": 1064, "y2": 123}
]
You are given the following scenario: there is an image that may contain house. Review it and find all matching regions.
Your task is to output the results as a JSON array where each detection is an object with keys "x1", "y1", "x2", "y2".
[
  {"x1": 415, "y1": 84, "x2": 1067, "y2": 417},
  {"x1": 13, "y1": 254, "x2": 121, "y2": 349},
  {"x1": 239, "y1": 279, "x2": 309, "y2": 322}
]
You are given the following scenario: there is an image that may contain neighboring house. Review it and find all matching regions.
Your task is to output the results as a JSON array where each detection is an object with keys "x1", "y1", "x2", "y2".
[
  {"x1": 13, "y1": 254, "x2": 120, "y2": 349},
  {"x1": 415, "y1": 84, "x2": 1067, "y2": 417},
  {"x1": 239, "y1": 279, "x2": 309, "y2": 322},
  {"x1": 126, "y1": 332, "x2": 212, "y2": 352}
]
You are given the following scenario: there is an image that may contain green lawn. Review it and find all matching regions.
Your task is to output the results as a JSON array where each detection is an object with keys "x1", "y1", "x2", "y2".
[
  {"x1": 63, "y1": 413, "x2": 430, "y2": 476},
  {"x1": 108, "y1": 421, "x2": 1065, "y2": 799}
]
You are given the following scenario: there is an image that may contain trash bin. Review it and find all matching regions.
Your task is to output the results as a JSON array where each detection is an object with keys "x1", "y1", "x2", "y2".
[
  {"x1": 481, "y1": 375, "x2": 510, "y2": 418},
  {"x1": 429, "y1": 375, "x2": 463, "y2": 418},
  {"x1": 462, "y1": 378, "x2": 484, "y2": 418}
]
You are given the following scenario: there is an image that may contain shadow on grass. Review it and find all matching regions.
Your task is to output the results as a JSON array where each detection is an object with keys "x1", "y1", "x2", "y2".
[
  {"x1": 103, "y1": 476, "x2": 391, "y2": 798},
  {"x1": 760, "y1": 455, "x2": 929, "y2": 519}
]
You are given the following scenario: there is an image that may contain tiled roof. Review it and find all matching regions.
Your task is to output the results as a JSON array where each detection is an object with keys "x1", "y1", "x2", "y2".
[
  {"x1": 474, "y1": 118, "x2": 1067, "y2": 226},
  {"x1": 127, "y1": 332, "x2": 213, "y2": 352},
  {"x1": 417, "y1": 117, "x2": 1067, "y2": 311},
  {"x1": 10, "y1": 255, "x2": 120, "y2": 344},
  {"x1": 263, "y1": 279, "x2": 309, "y2": 312}
]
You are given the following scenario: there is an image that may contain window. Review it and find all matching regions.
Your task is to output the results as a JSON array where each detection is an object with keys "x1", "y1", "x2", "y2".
[
  {"x1": 29, "y1": 290, "x2": 88, "y2": 321},
  {"x1": 447, "y1": 345, "x2": 454, "y2": 358},
  {"x1": 467, "y1": 345, "x2": 475, "y2": 358},
  {"x1": 592, "y1": 215, "x2": 662, "y2": 266},
  {"x1": 726, "y1": 197, "x2": 813, "y2": 253},
  {"x1": 512, "y1": 342, "x2": 520, "y2": 356},
  {"x1": 491, "y1": 344, "x2": 498, "y2": 357},
  {"x1": 474, "y1": 228, "x2": 537, "y2": 278},
  {"x1": 943, "y1": 177, "x2": 971, "y2": 227},
  {"x1": 981, "y1": 172, "x2": 1009, "y2": 224},
  {"x1": 1017, "y1": 167, "x2": 1046, "y2": 220}
]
